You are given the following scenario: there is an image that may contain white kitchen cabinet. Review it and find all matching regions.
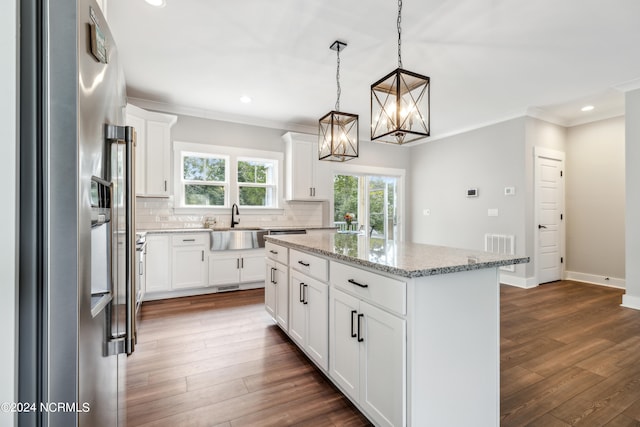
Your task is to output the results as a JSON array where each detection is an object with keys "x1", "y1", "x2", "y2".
[
  {"x1": 171, "y1": 234, "x2": 208, "y2": 289},
  {"x1": 209, "y1": 249, "x2": 265, "y2": 287},
  {"x1": 289, "y1": 270, "x2": 329, "y2": 370},
  {"x1": 330, "y1": 287, "x2": 406, "y2": 427},
  {"x1": 126, "y1": 104, "x2": 177, "y2": 197},
  {"x1": 145, "y1": 234, "x2": 171, "y2": 292},
  {"x1": 265, "y1": 247, "x2": 289, "y2": 330},
  {"x1": 283, "y1": 131, "x2": 330, "y2": 201}
]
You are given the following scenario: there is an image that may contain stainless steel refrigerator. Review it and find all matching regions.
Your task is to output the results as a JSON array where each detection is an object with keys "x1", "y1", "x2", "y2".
[{"x1": 19, "y1": 0, "x2": 136, "y2": 425}]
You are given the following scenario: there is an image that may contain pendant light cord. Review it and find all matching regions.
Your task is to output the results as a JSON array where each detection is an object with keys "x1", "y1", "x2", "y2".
[
  {"x1": 335, "y1": 47, "x2": 341, "y2": 111},
  {"x1": 397, "y1": 0, "x2": 403, "y2": 68}
]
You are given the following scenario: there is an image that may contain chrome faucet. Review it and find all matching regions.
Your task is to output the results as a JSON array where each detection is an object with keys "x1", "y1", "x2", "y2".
[{"x1": 231, "y1": 203, "x2": 240, "y2": 228}]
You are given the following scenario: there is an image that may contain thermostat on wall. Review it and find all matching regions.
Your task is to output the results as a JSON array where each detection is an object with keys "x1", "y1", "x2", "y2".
[{"x1": 467, "y1": 188, "x2": 478, "y2": 198}]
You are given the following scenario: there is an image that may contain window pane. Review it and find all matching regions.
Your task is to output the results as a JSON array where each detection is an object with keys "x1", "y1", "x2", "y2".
[
  {"x1": 333, "y1": 175, "x2": 359, "y2": 227},
  {"x1": 185, "y1": 184, "x2": 225, "y2": 206},
  {"x1": 238, "y1": 160, "x2": 271, "y2": 184},
  {"x1": 239, "y1": 186, "x2": 270, "y2": 206},
  {"x1": 183, "y1": 156, "x2": 225, "y2": 182}
]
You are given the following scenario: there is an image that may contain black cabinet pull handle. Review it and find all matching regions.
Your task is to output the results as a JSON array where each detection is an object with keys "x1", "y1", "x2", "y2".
[
  {"x1": 348, "y1": 279, "x2": 368, "y2": 288},
  {"x1": 299, "y1": 282, "x2": 304, "y2": 303},
  {"x1": 241, "y1": 258, "x2": 244, "y2": 268},
  {"x1": 270, "y1": 267, "x2": 275, "y2": 284},
  {"x1": 298, "y1": 260, "x2": 310, "y2": 267},
  {"x1": 350, "y1": 310, "x2": 357, "y2": 338},
  {"x1": 183, "y1": 239, "x2": 196, "y2": 242},
  {"x1": 357, "y1": 313, "x2": 364, "y2": 342},
  {"x1": 303, "y1": 284, "x2": 308, "y2": 305},
  {"x1": 270, "y1": 250, "x2": 278, "y2": 254},
  {"x1": 201, "y1": 250, "x2": 204, "y2": 261}
]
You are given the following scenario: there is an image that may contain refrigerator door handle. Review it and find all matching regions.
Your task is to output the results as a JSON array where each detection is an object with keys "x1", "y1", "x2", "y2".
[{"x1": 104, "y1": 124, "x2": 137, "y2": 356}]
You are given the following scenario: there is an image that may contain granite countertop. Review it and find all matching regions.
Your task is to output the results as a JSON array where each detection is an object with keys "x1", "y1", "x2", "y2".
[{"x1": 265, "y1": 233, "x2": 529, "y2": 278}]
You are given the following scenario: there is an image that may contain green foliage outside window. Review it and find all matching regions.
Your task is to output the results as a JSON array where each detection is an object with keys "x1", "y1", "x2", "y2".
[
  {"x1": 183, "y1": 156, "x2": 225, "y2": 181},
  {"x1": 333, "y1": 175, "x2": 359, "y2": 223}
]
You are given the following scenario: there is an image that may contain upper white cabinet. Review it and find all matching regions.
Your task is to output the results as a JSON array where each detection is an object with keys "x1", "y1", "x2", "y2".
[
  {"x1": 126, "y1": 104, "x2": 177, "y2": 197},
  {"x1": 283, "y1": 132, "x2": 331, "y2": 201}
]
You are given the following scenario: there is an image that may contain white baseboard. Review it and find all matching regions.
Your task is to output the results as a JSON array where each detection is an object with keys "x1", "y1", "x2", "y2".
[
  {"x1": 499, "y1": 273, "x2": 538, "y2": 289},
  {"x1": 621, "y1": 294, "x2": 640, "y2": 310},
  {"x1": 564, "y1": 271, "x2": 625, "y2": 289}
]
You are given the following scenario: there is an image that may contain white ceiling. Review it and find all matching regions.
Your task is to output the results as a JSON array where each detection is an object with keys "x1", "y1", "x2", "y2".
[{"x1": 107, "y1": 0, "x2": 640, "y2": 142}]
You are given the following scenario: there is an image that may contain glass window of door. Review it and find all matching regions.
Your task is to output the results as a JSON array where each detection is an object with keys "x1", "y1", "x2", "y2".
[{"x1": 333, "y1": 174, "x2": 399, "y2": 240}]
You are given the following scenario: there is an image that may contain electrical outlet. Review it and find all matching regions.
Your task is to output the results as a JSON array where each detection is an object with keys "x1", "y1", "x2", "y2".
[
  {"x1": 488, "y1": 209, "x2": 499, "y2": 217},
  {"x1": 423, "y1": 209, "x2": 431, "y2": 216}
]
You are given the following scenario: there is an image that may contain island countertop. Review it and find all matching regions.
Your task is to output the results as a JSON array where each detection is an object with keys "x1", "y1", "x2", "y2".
[{"x1": 265, "y1": 233, "x2": 529, "y2": 278}]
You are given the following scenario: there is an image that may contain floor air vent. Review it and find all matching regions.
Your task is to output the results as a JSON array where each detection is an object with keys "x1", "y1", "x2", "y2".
[{"x1": 217, "y1": 285, "x2": 240, "y2": 292}]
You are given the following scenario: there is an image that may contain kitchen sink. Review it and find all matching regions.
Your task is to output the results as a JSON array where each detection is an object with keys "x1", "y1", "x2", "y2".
[{"x1": 210, "y1": 229, "x2": 268, "y2": 251}]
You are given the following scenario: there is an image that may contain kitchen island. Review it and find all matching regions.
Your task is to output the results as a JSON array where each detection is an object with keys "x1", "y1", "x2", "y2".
[{"x1": 264, "y1": 233, "x2": 528, "y2": 427}]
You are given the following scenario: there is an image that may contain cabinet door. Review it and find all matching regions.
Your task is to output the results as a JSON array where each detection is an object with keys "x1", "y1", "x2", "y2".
[
  {"x1": 145, "y1": 235, "x2": 171, "y2": 292},
  {"x1": 172, "y1": 245, "x2": 207, "y2": 289},
  {"x1": 239, "y1": 251, "x2": 265, "y2": 283},
  {"x1": 359, "y1": 301, "x2": 406, "y2": 427},
  {"x1": 274, "y1": 262, "x2": 289, "y2": 330},
  {"x1": 306, "y1": 277, "x2": 328, "y2": 371},
  {"x1": 289, "y1": 270, "x2": 307, "y2": 347},
  {"x1": 329, "y1": 287, "x2": 360, "y2": 402},
  {"x1": 288, "y1": 137, "x2": 314, "y2": 200},
  {"x1": 145, "y1": 120, "x2": 171, "y2": 196},
  {"x1": 209, "y1": 253, "x2": 240, "y2": 286},
  {"x1": 126, "y1": 113, "x2": 147, "y2": 195},
  {"x1": 264, "y1": 259, "x2": 276, "y2": 319}
]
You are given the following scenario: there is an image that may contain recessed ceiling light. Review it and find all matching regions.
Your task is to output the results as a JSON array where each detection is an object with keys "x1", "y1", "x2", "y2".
[
  {"x1": 145, "y1": 0, "x2": 166, "y2": 8},
  {"x1": 240, "y1": 95, "x2": 252, "y2": 104},
  {"x1": 581, "y1": 105, "x2": 595, "y2": 112}
]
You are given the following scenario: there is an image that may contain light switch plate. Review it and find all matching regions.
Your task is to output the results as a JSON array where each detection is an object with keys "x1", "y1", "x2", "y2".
[
  {"x1": 504, "y1": 186, "x2": 516, "y2": 196},
  {"x1": 423, "y1": 209, "x2": 431, "y2": 216},
  {"x1": 488, "y1": 208, "x2": 499, "y2": 217}
]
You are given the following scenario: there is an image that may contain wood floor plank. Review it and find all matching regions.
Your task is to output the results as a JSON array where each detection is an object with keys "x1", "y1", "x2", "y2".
[{"x1": 128, "y1": 282, "x2": 640, "y2": 426}]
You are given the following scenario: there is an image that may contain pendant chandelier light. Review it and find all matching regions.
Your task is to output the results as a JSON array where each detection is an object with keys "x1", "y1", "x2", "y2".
[
  {"x1": 371, "y1": 0, "x2": 430, "y2": 144},
  {"x1": 319, "y1": 41, "x2": 359, "y2": 162}
]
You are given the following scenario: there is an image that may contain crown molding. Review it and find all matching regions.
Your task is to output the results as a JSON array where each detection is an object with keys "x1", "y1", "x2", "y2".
[{"x1": 612, "y1": 77, "x2": 640, "y2": 92}]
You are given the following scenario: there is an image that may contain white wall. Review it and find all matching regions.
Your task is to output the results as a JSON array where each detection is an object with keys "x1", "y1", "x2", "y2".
[
  {"x1": 409, "y1": 118, "x2": 529, "y2": 280},
  {"x1": 565, "y1": 117, "x2": 625, "y2": 283},
  {"x1": 623, "y1": 89, "x2": 640, "y2": 309},
  {"x1": 0, "y1": 0, "x2": 17, "y2": 425}
]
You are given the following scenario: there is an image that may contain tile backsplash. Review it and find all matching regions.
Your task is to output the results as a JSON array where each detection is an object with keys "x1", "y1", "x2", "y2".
[{"x1": 136, "y1": 197, "x2": 326, "y2": 230}]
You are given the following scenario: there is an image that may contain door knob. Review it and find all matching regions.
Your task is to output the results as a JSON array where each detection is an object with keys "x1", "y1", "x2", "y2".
[{"x1": 538, "y1": 224, "x2": 547, "y2": 229}]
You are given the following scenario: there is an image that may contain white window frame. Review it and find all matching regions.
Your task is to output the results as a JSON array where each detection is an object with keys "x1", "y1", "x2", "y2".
[
  {"x1": 173, "y1": 141, "x2": 284, "y2": 213},
  {"x1": 236, "y1": 157, "x2": 278, "y2": 208},
  {"x1": 180, "y1": 151, "x2": 230, "y2": 208}
]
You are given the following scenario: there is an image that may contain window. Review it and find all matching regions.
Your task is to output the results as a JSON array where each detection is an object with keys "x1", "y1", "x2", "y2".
[
  {"x1": 237, "y1": 158, "x2": 276, "y2": 207},
  {"x1": 182, "y1": 153, "x2": 228, "y2": 206},
  {"x1": 174, "y1": 141, "x2": 283, "y2": 211},
  {"x1": 334, "y1": 173, "x2": 400, "y2": 240}
]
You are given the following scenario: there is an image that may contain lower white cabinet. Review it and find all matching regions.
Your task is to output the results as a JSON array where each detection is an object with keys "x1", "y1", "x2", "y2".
[
  {"x1": 209, "y1": 250, "x2": 265, "y2": 286},
  {"x1": 145, "y1": 234, "x2": 171, "y2": 292},
  {"x1": 329, "y1": 287, "x2": 406, "y2": 427},
  {"x1": 171, "y1": 234, "x2": 208, "y2": 289},
  {"x1": 265, "y1": 257, "x2": 288, "y2": 329},
  {"x1": 289, "y1": 270, "x2": 328, "y2": 370}
]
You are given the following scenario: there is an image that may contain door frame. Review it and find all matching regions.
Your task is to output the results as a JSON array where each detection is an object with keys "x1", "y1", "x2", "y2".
[{"x1": 533, "y1": 146, "x2": 566, "y2": 285}]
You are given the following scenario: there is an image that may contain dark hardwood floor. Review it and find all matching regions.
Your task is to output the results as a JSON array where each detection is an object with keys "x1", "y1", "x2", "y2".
[{"x1": 127, "y1": 281, "x2": 640, "y2": 426}]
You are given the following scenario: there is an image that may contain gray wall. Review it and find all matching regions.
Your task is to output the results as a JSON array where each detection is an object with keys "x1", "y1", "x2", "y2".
[
  {"x1": 566, "y1": 117, "x2": 625, "y2": 280},
  {"x1": 409, "y1": 118, "x2": 529, "y2": 278},
  {"x1": 624, "y1": 89, "x2": 640, "y2": 307},
  {"x1": 0, "y1": 0, "x2": 17, "y2": 423}
]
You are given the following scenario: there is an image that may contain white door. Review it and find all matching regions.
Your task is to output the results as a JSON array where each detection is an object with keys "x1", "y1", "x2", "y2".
[
  {"x1": 172, "y1": 246, "x2": 207, "y2": 289},
  {"x1": 289, "y1": 271, "x2": 307, "y2": 347},
  {"x1": 360, "y1": 301, "x2": 406, "y2": 427},
  {"x1": 274, "y1": 262, "x2": 289, "y2": 329},
  {"x1": 535, "y1": 148, "x2": 565, "y2": 284},
  {"x1": 305, "y1": 276, "x2": 328, "y2": 371},
  {"x1": 239, "y1": 251, "x2": 265, "y2": 283},
  {"x1": 264, "y1": 259, "x2": 276, "y2": 319},
  {"x1": 145, "y1": 235, "x2": 171, "y2": 292},
  {"x1": 329, "y1": 288, "x2": 360, "y2": 402},
  {"x1": 209, "y1": 253, "x2": 240, "y2": 286}
]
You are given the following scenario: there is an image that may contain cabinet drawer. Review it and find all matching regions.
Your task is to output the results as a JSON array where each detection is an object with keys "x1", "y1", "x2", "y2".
[
  {"x1": 172, "y1": 233, "x2": 208, "y2": 247},
  {"x1": 330, "y1": 261, "x2": 406, "y2": 315},
  {"x1": 290, "y1": 249, "x2": 328, "y2": 282},
  {"x1": 265, "y1": 242, "x2": 288, "y2": 265}
]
